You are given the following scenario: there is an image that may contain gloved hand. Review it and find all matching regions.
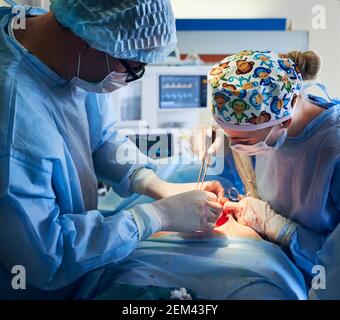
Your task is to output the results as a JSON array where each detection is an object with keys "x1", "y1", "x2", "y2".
[
  {"x1": 130, "y1": 191, "x2": 223, "y2": 240},
  {"x1": 223, "y1": 197, "x2": 298, "y2": 246},
  {"x1": 131, "y1": 168, "x2": 224, "y2": 199}
]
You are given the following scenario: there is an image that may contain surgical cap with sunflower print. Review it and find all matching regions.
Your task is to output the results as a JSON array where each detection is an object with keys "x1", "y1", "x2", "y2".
[{"x1": 208, "y1": 50, "x2": 303, "y2": 131}]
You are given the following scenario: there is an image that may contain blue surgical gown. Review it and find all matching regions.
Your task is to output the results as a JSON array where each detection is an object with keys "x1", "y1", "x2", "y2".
[
  {"x1": 255, "y1": 104, "x2": 340, "y2": 298},
  {"x1": 0, "y1": 8, "x2": 155, "y2": 297}
]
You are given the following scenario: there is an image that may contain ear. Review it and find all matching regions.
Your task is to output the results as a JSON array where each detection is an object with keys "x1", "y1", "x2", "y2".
[
  {"x1": 291, "y1": 93, "x2": 301, "y2": 108},
  {"x1": 281, "y1": 119, "x2": 292, "y2": 128}
]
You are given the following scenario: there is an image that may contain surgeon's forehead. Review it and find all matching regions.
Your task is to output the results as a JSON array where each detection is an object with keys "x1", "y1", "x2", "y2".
[
  {"x1": 224, "y1": 127, "x2": 271, "y2": 138},
  {"x1": 88, "y1": 46, "x2": 145, "y2": 66}
]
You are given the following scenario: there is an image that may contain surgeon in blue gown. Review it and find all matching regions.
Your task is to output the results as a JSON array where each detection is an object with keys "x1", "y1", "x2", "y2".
[
  {"x1": 0, "y1": 1, "x2": 226, "y2": 299},
  {"x1": 208, "y1": 50, "x2": 340, "y2": 299}
]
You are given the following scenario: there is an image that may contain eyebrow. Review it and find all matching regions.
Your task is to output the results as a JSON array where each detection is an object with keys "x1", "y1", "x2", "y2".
[
  {"x1": 228, "y1": 137, "x2": 252, "y2": 141},
  {"x1": 229, "y1": 138, "x2": 257, "y2": 145}
]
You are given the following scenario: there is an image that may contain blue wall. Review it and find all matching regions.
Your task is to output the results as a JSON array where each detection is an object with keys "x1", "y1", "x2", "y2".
[{"x1": 176, "y1": 19, "x2": 286, "y2": 31}]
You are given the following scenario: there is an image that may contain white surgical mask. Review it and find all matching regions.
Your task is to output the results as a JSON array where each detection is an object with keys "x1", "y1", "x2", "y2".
[
  {"x1": 70, "y1": 53, "x2": 128, "y2": 93},
  {"x1": 230, "y1": 126, "x2": 287, "y2": 156}
]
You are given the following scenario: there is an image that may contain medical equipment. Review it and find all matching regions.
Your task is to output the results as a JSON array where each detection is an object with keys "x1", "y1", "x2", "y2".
[
  {"x1": 196, "y1": 125, "x2": 218, "y2": 190},
  {"x1": 110, "y1": 65, "x2": 212, "y2": 130},
  {"x1": 159, "y1": 75, "x2": 207, "y2": 109},
  {"x1": 196, "y1": 151, "x2": 211, "y2": 190}
]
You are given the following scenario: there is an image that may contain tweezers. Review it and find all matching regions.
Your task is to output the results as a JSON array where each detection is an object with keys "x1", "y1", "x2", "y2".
[{"x1": 196, "y1": 151, "x2": 211, "y2": 190}]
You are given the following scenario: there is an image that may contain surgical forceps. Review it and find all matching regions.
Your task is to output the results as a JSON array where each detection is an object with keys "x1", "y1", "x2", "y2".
[
  {"x1": 196, "y1": 127, "x2": 216, "y2": 190},
  {"x1": 197, "y1": 159, "x2": 242, "y2": 202},
  {"x1": 196, "y1": 151, "x2": 212, "y2": 190}
]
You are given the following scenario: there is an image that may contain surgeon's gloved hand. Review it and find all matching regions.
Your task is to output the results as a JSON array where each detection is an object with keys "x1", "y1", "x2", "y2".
[
  {"x1": 131, "y1": 168, "x2": 224, "y2": 199},
  {"x1": 130, "y1": 191, "x2": 222, "y2": 240},
  {"x1": 224, "y1": 197, "x2": 298, "y2": 246}
]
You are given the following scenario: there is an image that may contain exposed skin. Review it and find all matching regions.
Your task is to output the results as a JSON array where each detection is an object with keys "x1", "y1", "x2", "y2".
[
  {"x1": 224, "y1": 95, "x2": 325, "y2": 144},
  {"x1": 13, "y1": 12, "x2": 142, "y2": 82}
]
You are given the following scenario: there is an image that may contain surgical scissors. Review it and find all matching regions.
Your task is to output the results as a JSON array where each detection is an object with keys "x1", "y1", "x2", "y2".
[{"x1": 227, "y1": 187, "x2": 241, "y2": 202}]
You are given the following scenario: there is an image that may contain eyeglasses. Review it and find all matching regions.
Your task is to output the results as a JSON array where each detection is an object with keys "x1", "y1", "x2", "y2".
[{"x1": 118, "y1": 59, "x2": 146, "y2": 83}]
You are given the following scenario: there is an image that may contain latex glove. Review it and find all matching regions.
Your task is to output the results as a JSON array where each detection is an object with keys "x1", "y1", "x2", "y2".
[
  {"x1": 190, "y1": 126, "x2": 229, "y2": 160},
  {"x1": 157, "y1": 180, "x2": 224, "y2": 199},
  {"x1": 130, "y1": 191, "x2": 223, "y2": 239},
  {"x1": 223, "y1": 197, "x2": 298, "y2": 246},
  {"x1": 131, "y1": 168, "x2": 224, "y2": 199}
]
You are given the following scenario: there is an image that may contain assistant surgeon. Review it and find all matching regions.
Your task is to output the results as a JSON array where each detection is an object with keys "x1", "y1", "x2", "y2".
[
  {"x1": 208, "y1": 50, "x2": 340, "y2": 299},
  {"x1": 0, "y1": 0, "x2": 224, "y2": 297}
]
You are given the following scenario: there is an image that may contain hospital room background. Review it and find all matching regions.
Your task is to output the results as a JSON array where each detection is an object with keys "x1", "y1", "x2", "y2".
[
  {"x1": 10, "y1": 0, "x2": 339, "y2": 180},
  {"x1": 1, "y1": 0, "x2": 340, "y2": 302}
]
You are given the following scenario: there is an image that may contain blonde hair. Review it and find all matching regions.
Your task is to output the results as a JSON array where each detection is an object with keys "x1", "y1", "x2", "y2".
[{"x1": 287, "y1": 50, "x2": 322, "y2": 81}]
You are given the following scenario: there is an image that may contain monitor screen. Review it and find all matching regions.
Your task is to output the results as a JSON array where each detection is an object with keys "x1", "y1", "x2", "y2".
[{"x1": 159, "y1": 75, "x2": 207, "y2": 109}]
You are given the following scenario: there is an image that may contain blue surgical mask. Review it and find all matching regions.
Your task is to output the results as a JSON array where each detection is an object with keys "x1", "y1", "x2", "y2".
[
  {"x1": 230, "y1": 127, "x2": 287, "y2": 156},
  {"x1": 70, "y1": 53, "x2": 128, "y2": 93}
]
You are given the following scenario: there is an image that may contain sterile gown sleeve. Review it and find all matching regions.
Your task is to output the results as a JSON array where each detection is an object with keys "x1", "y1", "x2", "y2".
[
  {"x1": 0, "y1": 90, "x2": 162, "y2": 290},
  {"x1": 0, "y1": 150, "x2": 161, "y2": 291},
  {"x1": 86, "y1": 93, "x2": 156, "y2": 197},
  {"x1": 92, "y1": 131, "x2": 155, "y2": 197},
  {"x1": 288, "y1": 162, "x2": 340, "y2": 289}
]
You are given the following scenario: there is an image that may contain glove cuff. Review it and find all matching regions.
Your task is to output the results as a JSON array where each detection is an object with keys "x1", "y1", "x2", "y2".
[
  {"x1": 129, "y1": 203, "x2": 162, "y2": 241},
  {"x1": 276, "y1": 220, "x2": 298, "y2": 247},
  {"x1": 265, "y1": 212, "x2": 298, "y2": 247},
  {"x1": 130, "y1": 168, "x2": 158, "y2": 195}
]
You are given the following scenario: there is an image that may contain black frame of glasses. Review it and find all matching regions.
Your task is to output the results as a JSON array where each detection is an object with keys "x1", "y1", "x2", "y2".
[{"x1": 118, "y1": 59, "x2": 146, "y2": 83}]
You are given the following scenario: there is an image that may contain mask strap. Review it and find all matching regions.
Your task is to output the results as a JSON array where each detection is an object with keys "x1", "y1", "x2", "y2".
[
  {"x1": 76, "y1": 53, "x2": 82, "y2": 78},
  {"x1": 263, "y1": 126, "x2": 276, "y2": 144},
  {"x1": 303, "y1": 82, "x2": 337, "y2": 102},
  {"x1": 106, "y1": 54, "x2": 111, "y2": 74},
  {"x1": 302, "y1": 82, "x2": 340, "y2": 108}
]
